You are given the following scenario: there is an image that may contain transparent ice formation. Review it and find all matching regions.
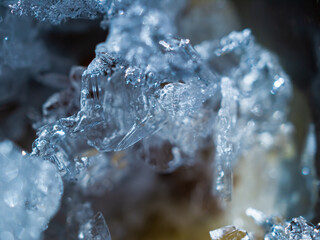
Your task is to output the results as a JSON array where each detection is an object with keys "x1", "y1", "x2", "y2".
[
  {"x1": 77, "y1": 3, "x2": 219, "y2": 153},
  {"x1": 60, "y1": 196, "x2": 111, "y2": 240},
  {"x1": 32, "y1": 118, "x2": 129, "y2": 187},
  {"x1": 212, "y1": 77, "x2": 238, "y2": 200},
  {"x1": 32, "y1": 3, "x2": 292, "y2": 200},
  {"x1": 32, "y1": 120, "x2": 89, "y2": 179},
  {"x1": 195, "y1": 29, "x2": 292, "y2": 199},
  {"x1": 32, "y1": 1, "x2": 219, "y2": 176},
  {"x1": 78, "y1": 212, "x2": 112, "y2": 240},
  {"x1": 0, "y1": 141, "x2": 62, "y2": 240},
  {"x1": 0, "y1": 0, "x2": 309, "y2": 239}
]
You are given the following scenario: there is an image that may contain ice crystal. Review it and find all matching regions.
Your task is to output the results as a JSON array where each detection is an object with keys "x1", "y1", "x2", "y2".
[
  {"x1": 32, "y1": 121, "x2": 91, "y2": 179},
  {"x1": 72, "y1": 2, "x2": 219, "y2": 156},
  {"x1": 32, "y1": 10, "x2": 291, "y2": 198},
  {"x1": 196, "y1": 29, "x2": 292, "y2": 199},
  {"x1": 60, "y1": 196, "x2": 110, "y2": 240},
  {"x1": 0, "y1": 141, "x2": 62, "y2": 240},
  {"x1": 78, "y1": 212, "x2": 111, "y2": 240},
  {"x1": 212, "y1": 77, "x2": 238, "y2": 200}
]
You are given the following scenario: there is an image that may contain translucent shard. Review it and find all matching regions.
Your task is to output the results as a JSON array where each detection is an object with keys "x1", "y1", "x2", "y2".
[
  {"x1": 209, "y1": 226, "x2": 251, "y2": 240},
  {"x1": 78, "y1": 212, "x2": 112, "y2": 240},
  {"x1": 212, "y1": 77, "x2": 238, "y2": 200}
]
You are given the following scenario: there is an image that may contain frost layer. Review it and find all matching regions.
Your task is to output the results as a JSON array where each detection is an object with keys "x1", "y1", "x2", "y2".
[{"x1": 0, "y1": 141, "x2": 63, "y2": 240}]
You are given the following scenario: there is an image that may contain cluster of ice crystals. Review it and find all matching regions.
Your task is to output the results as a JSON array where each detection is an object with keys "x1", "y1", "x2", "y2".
[
  {"x1": 78, "y1": 36, "x2": 217, "y2": 152},
  {"x1": 264, "y1": 217, "x2": 320, "y2": 240},
  {"x1": 31, "y1": 2, "x2": 292, "y2": 197},
  {"x1": 32, "y1": 120, "x2": 92, "y2": 179},
  {"x1": 7, "y1": 0, "x2": 182, "y2": 24},
  {"x1": 263, "y1": 215, "x2": 320, "y2": 240},
  {"x1": 211, "y1": 211, "x2": 320, "y2": 240},
  {"x1": 0, "y1": 141, "x2": 62, "y2": 240},
  {"x1": 195, "y1": 29, "x2": 292, "y2": 199},
  {"x1": 246, "y1": 208, "x2": 320, "y2": 240},
  {"x1": 7, "y1": 0, "x2": 106, "y2": 24},
  {"x1": 31, "y1": 1, "x2": 218, "y2": 175},
  {"x1": 0, "y1": 0, "x2": 304, "y2": 238}
]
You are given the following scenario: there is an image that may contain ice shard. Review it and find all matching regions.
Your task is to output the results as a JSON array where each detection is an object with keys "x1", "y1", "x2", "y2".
[
  {"x1": 78, "y1": 212, "x2": 112, "y2": 240},
  {"x1": 212, "y1": 77, "x2": 238, "y2": 200}
]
